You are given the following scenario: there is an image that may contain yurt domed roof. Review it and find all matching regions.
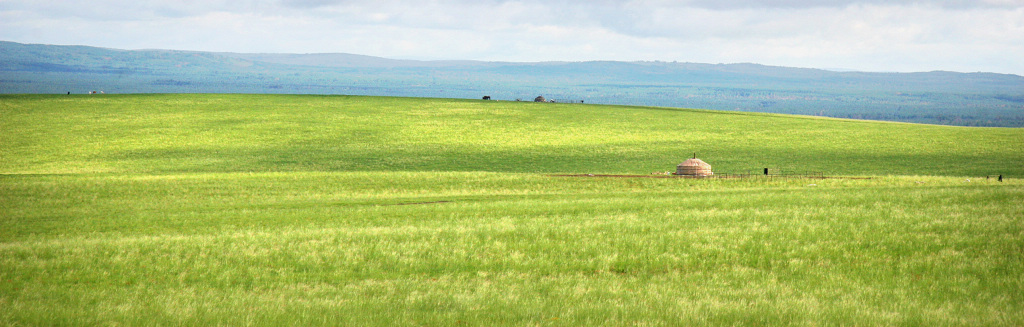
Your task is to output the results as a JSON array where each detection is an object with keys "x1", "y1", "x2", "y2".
[{"x1": 677, "y1": 158, "x2": 710, "y2": 168}]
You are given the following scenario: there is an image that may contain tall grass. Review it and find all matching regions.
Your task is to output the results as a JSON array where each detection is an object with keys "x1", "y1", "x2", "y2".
[{"x1": 1, "y1": 173, "x2": 1022, "y2": 325}]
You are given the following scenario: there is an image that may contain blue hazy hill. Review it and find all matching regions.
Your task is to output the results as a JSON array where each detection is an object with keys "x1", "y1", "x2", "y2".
[{"x1": 2, "y1": 41, "x2": 1022, "y2": 126}]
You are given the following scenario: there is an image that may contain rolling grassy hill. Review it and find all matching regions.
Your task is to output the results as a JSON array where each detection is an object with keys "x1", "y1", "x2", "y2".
[
  {"x1": 1, "y1": 94, "x2": 1022, "y2": 325},
  {"x1": 1, "y1": 94, "x2": 1021, "y2": 176}
]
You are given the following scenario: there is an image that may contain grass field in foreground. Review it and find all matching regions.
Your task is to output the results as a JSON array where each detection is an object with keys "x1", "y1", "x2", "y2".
[
  {"x1": 1, "y1": 173, "x2": 1022, "y2": 325},
  {"x1": 1, "y1": 94, "x2": 1023, "y2": 325}
]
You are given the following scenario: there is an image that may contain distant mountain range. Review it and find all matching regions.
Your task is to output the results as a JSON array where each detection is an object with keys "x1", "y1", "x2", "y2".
[{"x1": 2, "y1": 41, "x2": 1023, "y2": 127}]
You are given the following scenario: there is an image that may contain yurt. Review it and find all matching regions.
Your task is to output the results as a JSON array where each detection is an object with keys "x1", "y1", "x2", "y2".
[{"x1": 676, "y1": 157, "x2": 713, "y2": 176}]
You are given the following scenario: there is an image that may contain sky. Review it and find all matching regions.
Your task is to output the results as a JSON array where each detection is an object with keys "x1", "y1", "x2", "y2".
[{"x1": 2, "y1": 0, "x2": 1024, "y2": 75}]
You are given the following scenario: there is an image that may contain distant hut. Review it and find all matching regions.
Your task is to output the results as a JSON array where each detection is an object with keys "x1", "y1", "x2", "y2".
[
  {"x1": 534, "y1": 95, "x2": 546, "y2": 102},
  {"x1": 676, "y1": 155, "x2": 713, "y2": 176}
]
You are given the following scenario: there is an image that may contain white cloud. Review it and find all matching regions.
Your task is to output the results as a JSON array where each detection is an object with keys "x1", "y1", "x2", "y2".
[{"x1": 640, "y1": 0, "x2": 1024, "y2": 9}]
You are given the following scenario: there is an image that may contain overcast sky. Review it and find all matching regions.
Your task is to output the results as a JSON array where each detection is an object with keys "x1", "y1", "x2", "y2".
[{"x1": 2, "y1": 0, "x2": 1023, "y2": 74}]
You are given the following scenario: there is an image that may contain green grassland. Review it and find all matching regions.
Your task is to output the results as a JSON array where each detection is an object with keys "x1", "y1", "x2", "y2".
[
  {"x1": 2, "y1": 94, "x2": 1021, "y2": 176},
  {"x1": 1, "y1": 94, "x2": 1023, "y2": 325}
]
